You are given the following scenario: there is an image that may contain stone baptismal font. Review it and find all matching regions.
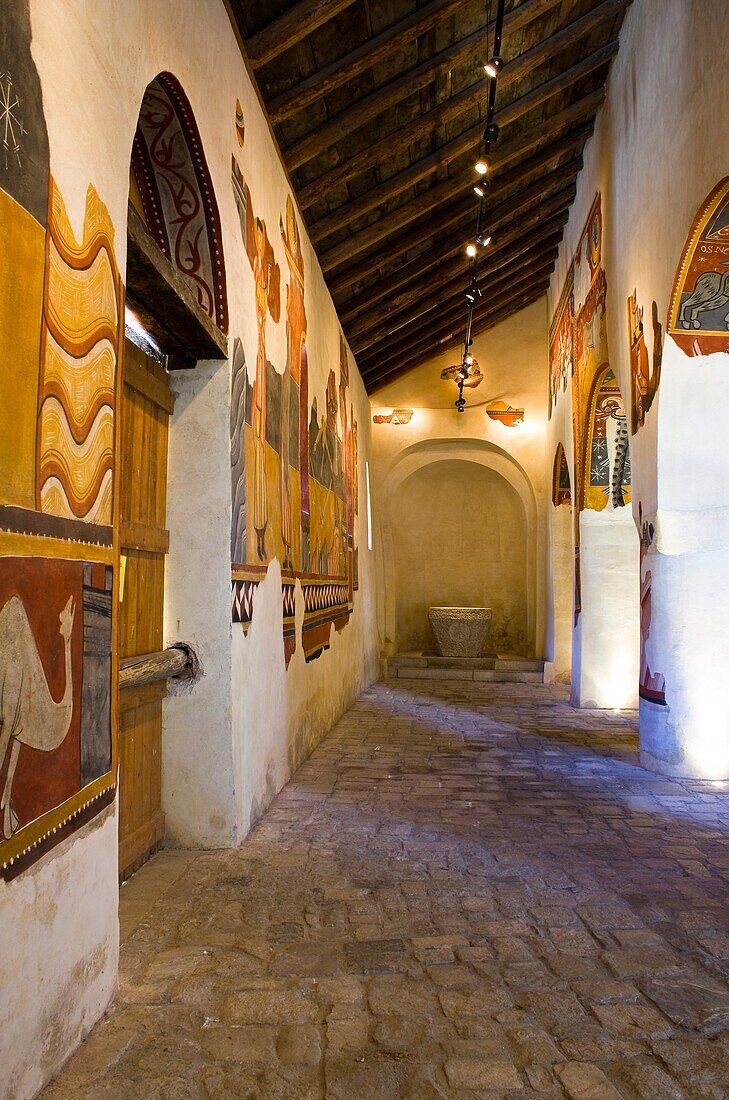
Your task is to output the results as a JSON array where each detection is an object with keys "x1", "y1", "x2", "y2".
[{"x1": 428, "y1": 606, "x2": 493, "y2": 658}]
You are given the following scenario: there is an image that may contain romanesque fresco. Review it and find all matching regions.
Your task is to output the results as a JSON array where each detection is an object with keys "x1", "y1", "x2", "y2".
[
  {"x1": 638, "y1": 505, "x2": 666, "y2": 707},
  {"x1": 230, "y1": 153, "x2": 358, "y2": 665},
  {"x1": 627, "y1": 290, "x2": 662, "y2": 433},
  {"x1": 0, "y1": 0, "x2": 119, "y2": 877},
  {"x1": 552, "y1": 443, "x2": 571, "y2": 507},
  {"x1": 548, "y1": 195, "x2": 630, "y2": 621},
  {"x1": 548, "y1": 271, "x2": 573, "y2": 416},
  {"x1": 668, "y1": 177, "x2": 729, "y2": 356},
  {"x1": 131, "y1": 73, "x2": 228, "y2": 334}
]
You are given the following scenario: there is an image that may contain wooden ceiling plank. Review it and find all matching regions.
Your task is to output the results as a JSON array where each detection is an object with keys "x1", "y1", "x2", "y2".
[
  {"x1": 363, "y1": 278, "x2": 551, "y2": 387},
  {"x1": 284, "y1": 0, "x2": 563, "y2": 168},
  {"x1": 299, "y1": 29, "x2": 619, "y2": 210},
  {"x1": 359, "y1": 257, "x2": 556, "y2": 378},
  {"x1": 321, "y1": 120, "x2": 592, "y2": 274},
  {"x1": 337, "y1": 182, "x2": 575, "y2": 320},
  {"x1": 347, "y1": 216, "x2": 567, "y2": 344},
  {"x1": 267, "y1": 0, "x2": 474, "y2": 124},
  {"x1": 245, "y1": 0, "x2": 360, "y2": 69},
  {"x1": 356, "y1": 248, "x2": 559, "y2": 362},
  {"x1": 327, "y1": 150, "x2": 581, "y2": 296},
  {"x1": 312, "y1": 87, "x2": 604, "y2": 246},
  {"x1": 365, "y1": 287, "x2": 547, "y2": 391}
]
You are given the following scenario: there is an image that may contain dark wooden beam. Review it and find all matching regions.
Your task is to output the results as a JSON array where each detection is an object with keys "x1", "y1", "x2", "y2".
[
  {"x1": 126, "y1": 205, "x2": 227, "y2": 364},
  {"x1": 359, "y1": 257, "x2": 556, "y2": 380},
  {"x1": 327, "y1": 152, "x2": 581, "y2": 297},
  {"x1": 366, "y1": 289, "x2": 547, "y2": 392},
  {"x1": 357, "y1": 249, "x2": 559, "y2": 364},
  {"x1": 337, "y1": 183, "x2": 575, "y2": 321},
  {"x1": 284, "y1": 0, "x2": 564, "y2": 169},
  {"x1": 348, "y1": 220, "x2": 566, "y2": 348},
  {"x1": 267, "y1": 0, "x2": 474, "y2": 124},
  {"x1": 363, "y1": 277, "x2": 551, "y2": 387},
  {"x1": 312, "y1": 88, "x2": 604, "y2": 248},
  {"x1": 245, "y1": 0, "x2": 358, "y2": 69},
  {"x1": 322, "y1": 124, "x2": 590, "y2": 278},
  {"x1": 299, "y1": 35, "x2": 619, "y2": 211}
]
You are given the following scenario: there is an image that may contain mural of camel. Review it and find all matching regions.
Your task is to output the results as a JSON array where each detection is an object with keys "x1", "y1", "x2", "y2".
[
  {"x1": 680, "y1": 263, "x2": 729, "y2": 330},
  {"x1": 0, "y1": 594, "x2": 75, "y2": 839}
]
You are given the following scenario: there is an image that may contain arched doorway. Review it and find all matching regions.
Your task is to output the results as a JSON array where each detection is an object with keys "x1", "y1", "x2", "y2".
[
  {"x1": 118, "y1": 73, "x2": 228, "y2": 879},
  {"x1": 548, "y1": 443, "x2": 572, "y2": 682}
]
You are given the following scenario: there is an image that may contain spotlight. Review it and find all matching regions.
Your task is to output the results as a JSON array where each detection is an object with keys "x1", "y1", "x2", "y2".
[
  {"x1": 464, "y1": 354, "x2": 473, "y2": 366},
  {"x1": 484, "y1": 56, "x2": 503, "y2": 78},
  {"x1": 473, "y1": 183, "x2": 486, "y2": 198},
  {"x1": 465, "y1": 284, "x2": 482, "y2": 305},
  {"x1": 483, "y1": 121, "x2": 499, "y2": 144},
  {"x1": 476, "y1": 232, "x2": 492, "y2": 248},
  {"x1": 474, "y1": 159, "x2": 489, "y2": 175},
  {"x1": 466, "y1": 243, "x2": 477, "y2": 257}
]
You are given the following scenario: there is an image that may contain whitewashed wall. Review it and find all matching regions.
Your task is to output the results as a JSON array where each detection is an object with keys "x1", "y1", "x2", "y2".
[
  {"x1": 0, "y1": 2, "x2": 379, "y2": 1096},
  {"x1": 547, "y1": 0, "x2": 729, "y2": 751}
]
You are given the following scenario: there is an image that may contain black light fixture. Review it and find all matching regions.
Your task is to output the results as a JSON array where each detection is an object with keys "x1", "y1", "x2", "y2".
[
  {"x1": 450, "y1": 0, "x2": 506, "y2": 414},
  {"x1": 484, "y1": 55, "x2": 504, "y2": 79}
]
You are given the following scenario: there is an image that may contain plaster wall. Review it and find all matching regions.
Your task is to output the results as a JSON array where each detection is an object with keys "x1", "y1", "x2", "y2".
[
  {"x1": 371, "y1": 299, "x2": 549, "y2": 660},
  {"x1": 391, "y1": 460, "x2": 528, "y2": 655},
  {"x1": 546, "y1": 499, "x2": 573, "y2": 682},
  {"x1": 0, "y1": 1, "x2": 379, "y2": 1095},
  {"x1": 547, "y1": 0, "x2": 729, "y2": 754}
]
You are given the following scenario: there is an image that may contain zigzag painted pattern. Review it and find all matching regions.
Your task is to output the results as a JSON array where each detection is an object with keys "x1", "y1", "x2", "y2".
[{"x1": 37, "y1": 181, "x2": 119, "y2": 524}]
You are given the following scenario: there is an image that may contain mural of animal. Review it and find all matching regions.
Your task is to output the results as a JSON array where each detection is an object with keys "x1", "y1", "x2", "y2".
[
  {"x1": 680, "y1": 262, "x2": 729, "y2": 329},
  {"x1": 0, "y1": 594, "x2": 75, "y2": 838}
]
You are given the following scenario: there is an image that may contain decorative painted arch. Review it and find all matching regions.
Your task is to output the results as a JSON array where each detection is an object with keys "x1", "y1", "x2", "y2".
[
  {"x1": 130, "y1": 72, "x2": 228, "y2": 334},
  {"x1": 552, "y1": 443, "x2": 571, "y2": 506},
  {"x1": 668, "y1": 176, "x2": 729, "y2": 357},
  {"x1": 583, "y1": 366, "x2": 631, "y2": 512}
]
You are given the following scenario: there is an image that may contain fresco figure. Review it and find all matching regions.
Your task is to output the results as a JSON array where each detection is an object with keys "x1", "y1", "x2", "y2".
[
  {"x1": 668, "y1": 177, "x2": 729, "y2": 355},
  {"x1": 0, "y1": 594, "x2": 75, "y2": 838}
]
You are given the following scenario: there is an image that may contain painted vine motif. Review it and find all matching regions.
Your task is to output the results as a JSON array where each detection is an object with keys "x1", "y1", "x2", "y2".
[{"x1": 230, "y1": 146, "x2": 358, "y2": 666}]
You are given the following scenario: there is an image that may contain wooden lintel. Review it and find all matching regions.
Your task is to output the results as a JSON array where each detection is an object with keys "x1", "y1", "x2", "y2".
[{"x1": 126, "y1": 205, "x2": 228, "y2": 365}]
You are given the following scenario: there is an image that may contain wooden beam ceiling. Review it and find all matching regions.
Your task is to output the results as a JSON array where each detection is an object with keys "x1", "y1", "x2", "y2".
[{"x1": 233, "y1": 0, "x2": 631, "y2": 389}]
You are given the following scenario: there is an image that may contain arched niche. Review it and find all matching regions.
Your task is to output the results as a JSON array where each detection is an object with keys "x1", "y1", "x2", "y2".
[
  {"x1": 379, "y1": 439, "x2": 540, "y2": 658},
  {"x1": 130, "y1": 72, "x2": 228, "y2": 335},
  {"x1": 667, "y1": 176, "x2": 729, "y2": 357}
]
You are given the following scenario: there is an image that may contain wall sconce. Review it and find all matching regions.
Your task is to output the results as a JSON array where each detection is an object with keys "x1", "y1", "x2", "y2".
[
  {"x1": 372, "y1": 408, "x2": 414, "y2": 425},
  {"x1": 486, "y1": 400, "x2": 525, "y2": 428}
]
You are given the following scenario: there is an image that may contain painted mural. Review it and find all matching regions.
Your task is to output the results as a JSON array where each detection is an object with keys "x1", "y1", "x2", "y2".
[
  {"x1": 627, "y1": 290, "x2": 662, "y2": 433},
  {"x1": 230, "y1": 150, "x2": 358, "y2": 665},
  {"x1": 131, "y1": 72, "x2": 228, "y2": 334},
  {"x1": 548, "y1": 195, "x2": 630, "y2": 621},
  {"x1": 668, "y1": 177, "x2": 729, "y2": 356},
  {"x1": 552, "y1": 443, "x2": 571, "y2": 507},
  {"x1": 638, "y1": 505, "x2": 666, "y2": 707},
  {"x1": 0, "y1": 1, "x2": 119, "y2": 878}
]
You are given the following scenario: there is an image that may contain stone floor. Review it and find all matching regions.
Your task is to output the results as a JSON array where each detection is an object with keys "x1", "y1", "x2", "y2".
[{"x1": 44, "y1": 679, "x2": 729, "y2": 1098}]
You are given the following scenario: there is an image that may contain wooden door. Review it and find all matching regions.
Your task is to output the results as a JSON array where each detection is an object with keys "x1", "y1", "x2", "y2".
[{"x1": 118, "y1": 338, "x2": 174, "y2": 881}]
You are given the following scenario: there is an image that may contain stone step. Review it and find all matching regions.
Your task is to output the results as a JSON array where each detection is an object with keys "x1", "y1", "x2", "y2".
[{"x1": 386, "y1": 653, "x2": 545, "y2": 684}]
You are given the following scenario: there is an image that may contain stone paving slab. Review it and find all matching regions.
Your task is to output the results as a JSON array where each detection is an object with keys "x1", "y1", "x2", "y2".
[{"x1": 42, "y1": 679, "x2": 729, "y2": 1098}]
